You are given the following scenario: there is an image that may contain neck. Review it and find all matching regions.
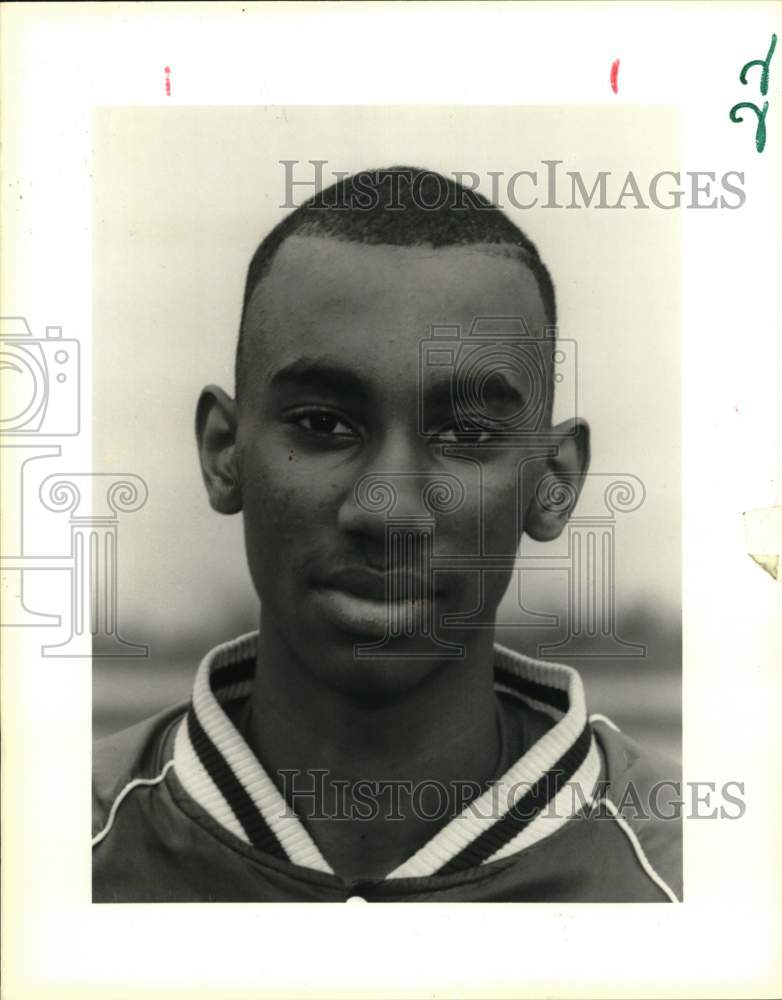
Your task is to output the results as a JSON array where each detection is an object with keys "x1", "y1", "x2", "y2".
[{"x1": 243, "y1": 618, "x2": 501, "y2": 881}]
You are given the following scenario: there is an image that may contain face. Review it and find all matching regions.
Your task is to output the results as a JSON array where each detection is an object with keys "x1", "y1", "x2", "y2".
[{"x1": 199, "y1": 235, "x2": 587, "y2": 699}]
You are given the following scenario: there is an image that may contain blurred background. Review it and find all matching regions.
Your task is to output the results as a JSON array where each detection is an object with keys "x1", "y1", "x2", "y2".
[{"x1": 91, "y1": 106, "x2": 681, "y2": 761}]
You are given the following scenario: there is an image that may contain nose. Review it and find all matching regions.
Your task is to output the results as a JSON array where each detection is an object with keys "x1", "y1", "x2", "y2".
[{"x1": 336, "y1": 428, "x2": 433, "y2": 541}]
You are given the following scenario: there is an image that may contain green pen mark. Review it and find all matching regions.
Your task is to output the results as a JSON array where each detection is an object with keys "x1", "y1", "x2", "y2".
[
  {"x1": 740, "y1": 32, "x2": 777, "y2": 96},
  {"x1": 730, "y1": 34, "x2": 776, "y2": 153},
  {"x1": 730, "y1": 101, "x2": 769, "y2": 153}
]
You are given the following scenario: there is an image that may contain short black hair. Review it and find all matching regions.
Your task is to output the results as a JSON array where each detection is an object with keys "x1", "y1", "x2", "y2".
[{"x1": 235, "y1": 166, "x2": 556, "y2": 397}]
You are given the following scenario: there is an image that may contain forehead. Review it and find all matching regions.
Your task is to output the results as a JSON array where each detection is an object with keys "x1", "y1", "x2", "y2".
[{"x1": 242, "y1": 234, "x2": 548, "y2": 384}]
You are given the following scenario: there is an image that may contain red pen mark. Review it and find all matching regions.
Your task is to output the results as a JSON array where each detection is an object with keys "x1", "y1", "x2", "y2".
[
  {"x1": 610, "y1": 59, "x2": 620, "y2": 94},
  {"x1": 164, "y1": 66, "x2": 171, "y2": 97}
]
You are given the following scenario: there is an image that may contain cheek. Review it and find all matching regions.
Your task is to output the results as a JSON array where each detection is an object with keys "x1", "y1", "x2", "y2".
[
  {"x1": 470, "y1": 468, "x2": 523, "y2": 552},
  {"x1": 430, "y1": 460, "x2": 523, "y2": 559},
  {"x1": 239, "y1": 455, "x2": 329, "y2": 598},
  {"x1": 471, "y1": 474, "x2": 522, "y2": 610},
  {"x1": 487, "y1": 478, "x2": 523, "y2": 528},
  {"x1": 240, "y1": 448, "x2": 343, "y2": 540}
]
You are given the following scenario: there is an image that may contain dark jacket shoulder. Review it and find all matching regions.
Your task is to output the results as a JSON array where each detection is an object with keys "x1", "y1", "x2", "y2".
[
  {"x1": 591, "y1": 716, "x2": 683, "y2": 900},
  {"x1": 92, "y1": 703, "x2": 186, "y2": 838}
]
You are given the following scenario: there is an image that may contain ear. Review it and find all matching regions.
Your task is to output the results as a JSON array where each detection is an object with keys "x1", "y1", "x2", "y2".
[
  {"x1": 524, "y1": 419, "x2": 590, "y2": 542},
  {"x1": 195, "y1": 385, "x2": 242, "y2": 515}
]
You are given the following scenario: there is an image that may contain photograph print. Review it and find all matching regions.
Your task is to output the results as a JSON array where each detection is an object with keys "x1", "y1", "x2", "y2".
[{"x1": 90, "y1": 105, "x2": 686, "y2": 903}]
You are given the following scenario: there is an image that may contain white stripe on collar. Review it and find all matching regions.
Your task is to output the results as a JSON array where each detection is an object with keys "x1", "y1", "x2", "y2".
[
  {"x1": 173, "y1": 632, "x2": 598, "y2": 880},
  {"x1": 174, "y1": 631, "x2": 334, "y2": 874},
  {"x1": 387, "y1": 644, "x2": 598, "y2": 877}
]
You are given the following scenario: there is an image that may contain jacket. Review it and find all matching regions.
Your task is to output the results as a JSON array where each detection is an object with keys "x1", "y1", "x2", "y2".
[{"x1": 93, "y1": 632, "x2": 682, "y2": 902}]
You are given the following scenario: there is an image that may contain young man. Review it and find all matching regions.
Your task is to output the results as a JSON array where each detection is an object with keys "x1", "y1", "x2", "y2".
[{"x1": 93, "y1": 167, "x2": 681, "y2": 902}]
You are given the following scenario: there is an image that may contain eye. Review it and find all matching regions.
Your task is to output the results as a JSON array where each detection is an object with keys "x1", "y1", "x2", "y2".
[
  {"x1": 290, "y1": 408, "x2": 359, "y2": 439},
  {"x1": 433, "y1": 420, "x2": 494, "y2": 446}
]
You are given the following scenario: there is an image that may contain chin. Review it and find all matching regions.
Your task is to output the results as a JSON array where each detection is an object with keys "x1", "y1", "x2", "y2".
[{"x1": 308, "y1": 637, "x2": 452, "y2": 705}]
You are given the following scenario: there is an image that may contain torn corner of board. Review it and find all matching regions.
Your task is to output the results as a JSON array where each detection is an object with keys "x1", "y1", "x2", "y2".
[{"x1": 743, "y1": 506, "x2": 782, "y2": 581}]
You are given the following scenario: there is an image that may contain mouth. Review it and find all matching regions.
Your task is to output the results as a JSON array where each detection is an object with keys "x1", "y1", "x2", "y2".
[
  {"x1": 311, "y1": 567, "x2": 441, "y2": 639},
  {"x1": 319, "y1": 567, "x2": 438, "y2": 601}
]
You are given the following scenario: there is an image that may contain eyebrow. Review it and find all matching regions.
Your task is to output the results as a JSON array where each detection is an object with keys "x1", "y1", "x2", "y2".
[
  {"x1": 269, "y1": 357, "x2": 373, "y2": 401},
  {"x1": 269, "y1": 355, "x2": 527, "y2": 411}
]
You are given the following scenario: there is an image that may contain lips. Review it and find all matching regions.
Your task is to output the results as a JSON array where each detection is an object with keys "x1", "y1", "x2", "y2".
[
  {"x1": 318, "y1": 566, "x2": 437, "y2": 602},
  {"x1": 311, "y1": 566, "x2": 440, "y2": 638}
]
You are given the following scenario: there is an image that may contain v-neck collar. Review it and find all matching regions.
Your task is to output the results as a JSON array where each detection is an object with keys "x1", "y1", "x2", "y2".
[{"x1": 173, "y1": 631, "x2": 601, "y2": 880}]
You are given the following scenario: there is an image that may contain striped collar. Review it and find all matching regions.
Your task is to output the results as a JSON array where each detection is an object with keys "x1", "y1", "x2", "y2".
[{"x1": 173, "y1": 631, "x2": 601, "y2": 880}]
